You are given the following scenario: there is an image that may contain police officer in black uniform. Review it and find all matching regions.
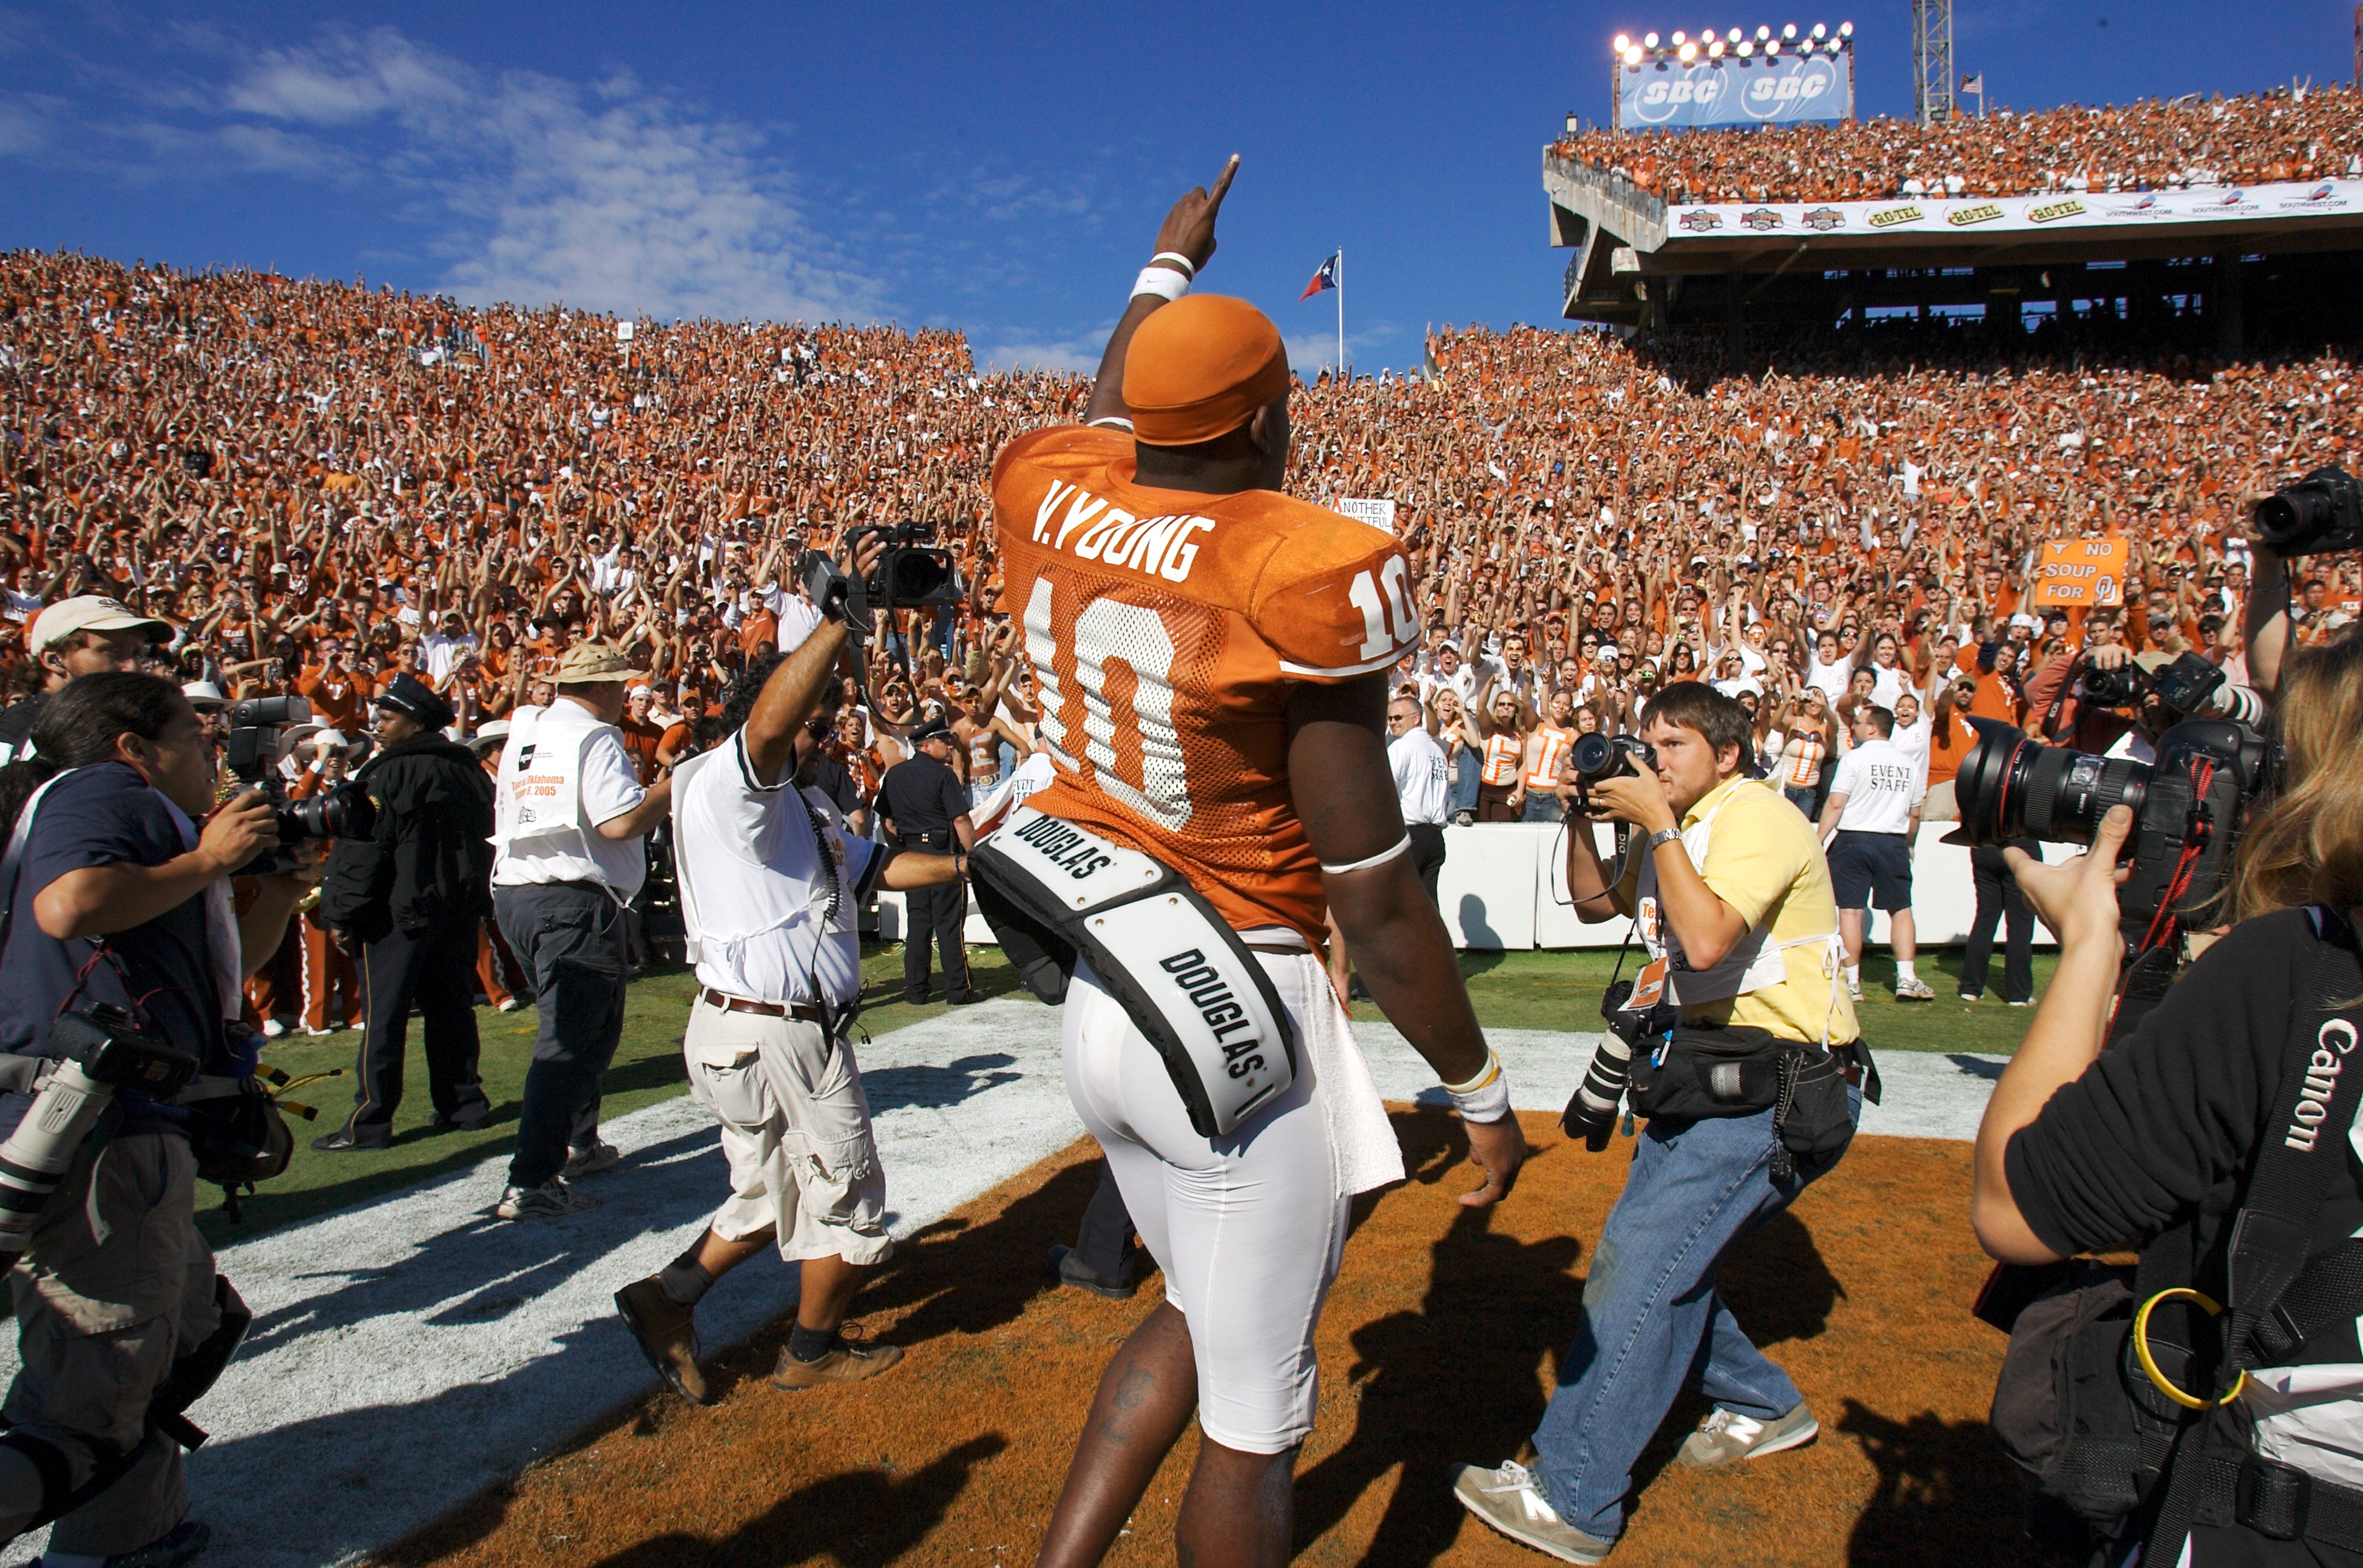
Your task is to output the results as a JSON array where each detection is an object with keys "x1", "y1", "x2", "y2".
[
  {"x1": 313, "y1": 673, "x2": 499, "y2": 1149},
  {"x1": 877, "y1": 718, "x2": 978, "y2": 1005}
]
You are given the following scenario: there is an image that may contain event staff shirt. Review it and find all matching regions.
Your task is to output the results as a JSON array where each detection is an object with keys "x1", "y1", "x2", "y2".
[
  {"x1": 491, "y1": 699, "x2": 650, "y2": 898},
  {"x1": 1828, "y1": 737, "x2": 1924, "y2": 834},
  {"x1": 1389, "y1": 723, "x2": 1449, "y2": 825}
]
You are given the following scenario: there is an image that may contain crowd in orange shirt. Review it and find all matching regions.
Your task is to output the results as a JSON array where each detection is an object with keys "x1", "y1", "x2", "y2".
[
  {"x1": 1554, "y1": 83, "x2": 2363, "y2": 204},
  {"x1": 4, "y1": 247, "x2": 2358, "y2": 809}
]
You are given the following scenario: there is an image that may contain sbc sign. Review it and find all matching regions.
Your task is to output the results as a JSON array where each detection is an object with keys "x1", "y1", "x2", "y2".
[{"x1": 1621, "y1": 52, "x2": 1845, "y2": 128}]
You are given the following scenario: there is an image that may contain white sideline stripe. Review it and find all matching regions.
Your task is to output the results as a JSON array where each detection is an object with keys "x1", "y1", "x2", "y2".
[{"x1": 0, "y1": 1005, "x2": 2001, "y2": 1568}]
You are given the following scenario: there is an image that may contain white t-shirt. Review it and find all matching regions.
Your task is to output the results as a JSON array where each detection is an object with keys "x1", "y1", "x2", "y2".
[
  {"x1": 1865, "y1": 661, "x2": 1909, "y2": 709},
  {"x1": 1389, "y1": 725, "x2": 1450, "y2": 826},
  {"x1": 673, "y1": 730, "x2": 883, "y2": 1005},
  {"x1": 1807, "y1": 652, "x2": 1854, "y2": 705},
  {"x1": 418, "y1": 630, "x2": 479, "y2": 683},
  {"x1": 1891, "y1": 714, "x2": 1932, "y2": 784},
  {"x1": 491, "y1": 699, "x2": 651, "y2": 898},
  {"x1": 1828, "y1": 737, "x2": 1924, "y2": 836}
]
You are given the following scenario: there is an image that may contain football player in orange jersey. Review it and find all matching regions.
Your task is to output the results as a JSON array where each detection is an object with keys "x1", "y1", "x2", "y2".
[{"x1": 1002, "y1": 160, "x2": 1525, "y2": 1568}]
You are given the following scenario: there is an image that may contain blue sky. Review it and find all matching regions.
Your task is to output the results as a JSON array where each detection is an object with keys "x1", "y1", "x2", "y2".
[{"x1": 0, "y1": 2, "x2": 2353, "y2": 372}]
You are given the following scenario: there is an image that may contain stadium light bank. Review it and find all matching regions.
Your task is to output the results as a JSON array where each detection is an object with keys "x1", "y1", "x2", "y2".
[{"x1": 1597, "y1": 19, "x2": 1852, "y2": 133}]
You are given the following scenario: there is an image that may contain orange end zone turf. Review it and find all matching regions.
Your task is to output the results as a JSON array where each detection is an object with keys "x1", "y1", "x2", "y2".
[{"x1": 382, "y1": 1112, "x2": 2050, "y2": 1567}]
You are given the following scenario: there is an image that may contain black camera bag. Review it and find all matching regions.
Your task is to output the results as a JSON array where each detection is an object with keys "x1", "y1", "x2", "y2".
[
  {"x1": 1626, "y1": 1022, "x2": 1871, "y2": 1177},
  {"x1": 1981, "y1": 907, "x2": 2363, "y2": 1561}
]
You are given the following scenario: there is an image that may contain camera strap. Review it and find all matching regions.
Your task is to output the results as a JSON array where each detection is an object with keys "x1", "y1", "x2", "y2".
[{"x1": 0, "y1": 767, "x2": 86, "y2": 964}]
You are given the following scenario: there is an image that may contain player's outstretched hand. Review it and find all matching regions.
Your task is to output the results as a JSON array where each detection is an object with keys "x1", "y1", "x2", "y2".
[
  {"x1": 1154, "y1": 155, "x2": 1240, "y2": 278},
  {"x1": 1459, "y1": 1112, "x2": 1527, "y2": 1208}
]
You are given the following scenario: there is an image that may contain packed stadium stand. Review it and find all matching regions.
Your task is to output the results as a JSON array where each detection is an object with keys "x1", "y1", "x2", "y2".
[{"x1": 1545, "y1": 84, "x2": 2363, "y2": 350}]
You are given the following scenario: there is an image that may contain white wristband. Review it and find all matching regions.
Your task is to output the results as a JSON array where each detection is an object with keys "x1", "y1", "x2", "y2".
[
  {"x1": 1449, "y1": 1074, "x2": 1513, "y2": 1123},
  {"x1": 1149, "y1": 251, "x2": 1198, "y2": 279},
  {"x1": 1132, "y1": 265, "x2": 1190, "y2": 303}
]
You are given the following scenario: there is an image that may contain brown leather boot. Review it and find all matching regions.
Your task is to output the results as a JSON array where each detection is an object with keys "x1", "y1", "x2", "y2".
[
  {"x1": 769, "y1": 1327, "x2": 905, "y2": 1390},
  {"x1": 615, "y1": 1277, "x2": 714, "y2": 1406}
]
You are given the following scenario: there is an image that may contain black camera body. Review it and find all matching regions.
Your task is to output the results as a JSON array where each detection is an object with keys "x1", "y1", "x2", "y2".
[
  {"x1": 221, "y1": 697, "x2": 376, "y2": 875},
  {"x1": 2076, "y1": 651, "x2": 2225, "y2": 717},
  {"x1": 1570, "y1": 733, "x2": 1657, "y2": 803},
  {"x1": 2256, "y1": 464, "x2": 2363, "y2": 557},
  {"x1": 1950, "y1": 717, "x2": 2272, "y2": 934},
  {"x1": 49, "y1": 1004, "x2": 200, "y2": 1097}
]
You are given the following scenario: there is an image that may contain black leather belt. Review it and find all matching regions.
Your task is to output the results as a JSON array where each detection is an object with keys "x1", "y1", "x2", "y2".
[{"x1": 700, "y1": 988, "x2": 830, "y2": 1025}]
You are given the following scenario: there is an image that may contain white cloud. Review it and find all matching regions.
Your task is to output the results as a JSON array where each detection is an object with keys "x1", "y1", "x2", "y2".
[
  {"x1": 978, "y1": 334, "x2": 1104, "y2": 375},
  {"x1": 211, "y1": 28, "x2": 884, "y2": 323},
  {"x1": 1283, "y1": 328, "x2": 1388, "y2": 376}
]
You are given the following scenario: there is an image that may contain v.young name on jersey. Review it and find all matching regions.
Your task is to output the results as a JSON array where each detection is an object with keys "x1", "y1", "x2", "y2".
[{"x1": 1030, "y1": 481, "x2": 1215, "y2": 584}]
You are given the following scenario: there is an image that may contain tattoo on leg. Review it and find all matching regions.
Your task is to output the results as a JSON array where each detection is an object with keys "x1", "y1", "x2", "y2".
[{"x1": 1098, "y1": 1365, "x2": 1155, "y2": 1445}]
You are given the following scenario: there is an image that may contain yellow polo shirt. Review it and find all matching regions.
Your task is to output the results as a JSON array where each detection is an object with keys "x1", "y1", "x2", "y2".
[{"x1": 1615, "y1": 776, "x2": 1858, "y2": 1046}]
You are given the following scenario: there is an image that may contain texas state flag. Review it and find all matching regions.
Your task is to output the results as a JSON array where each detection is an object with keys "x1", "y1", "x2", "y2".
[{"x1": 1300, "y1": 252, "x2": 1339, "y2": 300}]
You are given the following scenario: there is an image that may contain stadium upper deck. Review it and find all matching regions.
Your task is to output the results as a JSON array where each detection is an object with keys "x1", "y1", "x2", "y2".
[{"x1": 1546, "y1": 84, "x2": 2363, "y2": 350}]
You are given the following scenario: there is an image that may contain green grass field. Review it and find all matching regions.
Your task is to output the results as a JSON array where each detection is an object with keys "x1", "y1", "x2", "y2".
[{"x1": 220, "y1": 941, "x2": 2046, "y2": 1249}]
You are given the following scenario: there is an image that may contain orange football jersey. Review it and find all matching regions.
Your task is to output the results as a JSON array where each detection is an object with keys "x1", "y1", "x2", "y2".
[{"x1": 992, "y1": 425, "x2": 1420, "y2": 941}]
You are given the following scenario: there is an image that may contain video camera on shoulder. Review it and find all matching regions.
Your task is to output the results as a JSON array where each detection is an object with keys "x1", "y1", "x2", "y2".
[
  {"x1": 2255, "y1": 464, "x2": 2363, "y2": 558},
  {"x1": 1569, "y1": 732, "x2": 1657, "y2": 808},
  {"x1": 802, "y1": 523, "x2": 961, "y2": 621},
  {"x1": 222, "y1": 697, "x2": 376, "y2": 876}
]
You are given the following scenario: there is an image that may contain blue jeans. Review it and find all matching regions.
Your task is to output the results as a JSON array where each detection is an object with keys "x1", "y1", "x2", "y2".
[
  {"x1": 1450, "y1": 749, "x2": 1481, "y2": 816},
  {"x1": 1520, "y1": 791, "x2": 1564, "y2": 824},
  {"x1": 1529, "y1": 1091, "x2": 1860, "y2": 1539}
]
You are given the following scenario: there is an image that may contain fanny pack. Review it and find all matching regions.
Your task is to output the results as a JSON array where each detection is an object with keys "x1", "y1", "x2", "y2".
[
  {"x1": 1627, "y1": 1022, "x2": 1876, "y2": 1179},
  {"x1": 969, "y1": 806, "x2": 1298, "y2": 1138}
]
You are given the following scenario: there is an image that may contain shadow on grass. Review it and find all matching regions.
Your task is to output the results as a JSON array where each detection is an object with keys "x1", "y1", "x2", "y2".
[
  {"x1": 378, "y1": 1151, "x2": 1100, "y2": 1565},
  {"x1": 1296, "y1": 1110, "x2": 1584, "y2": 1563},
  {"x1": 587, "y1": 1433, "x2": 1010, "y2": 1568},
  {"x1": 1836, "y1": 1399, "x2": 2072, "y2": 1567},
  {"x1": 1296, "y1": 1122, "x2": 1848, "y2": 1566}
]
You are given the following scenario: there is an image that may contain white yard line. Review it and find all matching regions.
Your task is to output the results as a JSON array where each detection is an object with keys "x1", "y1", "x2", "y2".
[{"x1": 0, "y1": 1002, "x2": 2003, "y2": 1567}]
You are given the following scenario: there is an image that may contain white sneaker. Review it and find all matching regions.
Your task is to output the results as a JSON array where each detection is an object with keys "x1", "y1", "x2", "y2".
[
  {"x1": 1846, "y1": 978, "x2": 1862, "y2": 1001},
  {"x1": 559, "y1": 1140, "x2": 621, "y2": 1181},
  {"x1": 1450, "y1": 1460, "x2": 1610, "y2": 1563},
  {"x1": 495, "y1": 1179, "x2": 597, "y2": 1220},
  {"x1": 1894, "y1": 976, "x2": 1936, "y2": 1002},
  {"x1": 497, "y1": 998, "x2": 524, "y2": 1013},
  {"x1": 261, "y1": 1019, "x2": 286, "y2": 1039},
  {"x1": 305, "y1": 1024, "x2": 341, "y2": 1036},
  {"x1": 1677, "y1": 1402, "x2": 1821, "y2": 1468}
]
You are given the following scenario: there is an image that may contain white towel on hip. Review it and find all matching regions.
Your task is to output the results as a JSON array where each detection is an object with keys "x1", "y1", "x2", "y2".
[{"x1": 1292, "y1": 957, "x2": 1404, "y2": 1195}]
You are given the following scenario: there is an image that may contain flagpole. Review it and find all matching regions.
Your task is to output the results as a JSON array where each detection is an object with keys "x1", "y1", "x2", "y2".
[{"x1": 1336, "y1": 247, "x2": 1345, "y2": 382}]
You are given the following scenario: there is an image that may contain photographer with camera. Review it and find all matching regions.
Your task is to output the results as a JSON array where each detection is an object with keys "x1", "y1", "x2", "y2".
[
  {"x1": 0, "y1": 674, "x2": 319, "y2": 1564},
  {"x1": 311, "y1": 672, "x2": 497, "y2": 1151},
  {"x1": 1456, "y1": 681, "x2": 1863, "y2": 1563},
  {"x1": 1972, "y1": 629, "x2": 2363, "y2": 1566}
]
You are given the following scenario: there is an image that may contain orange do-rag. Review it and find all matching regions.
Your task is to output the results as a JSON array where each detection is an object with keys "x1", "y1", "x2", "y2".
[{"x1": 1123, "y1": 294, "x2": 1290, "y2": 445}]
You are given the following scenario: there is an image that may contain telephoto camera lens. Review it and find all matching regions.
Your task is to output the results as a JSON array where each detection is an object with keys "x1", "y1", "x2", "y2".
[
  {"x1": 2255, "y1": 464, "x2": 2363, "y2": 557},
  {"x1": 282, "y1": 780, "x2": 376, "y2": 842},
  {"x1": 1950, "y1": 721, "x2": 2149, "y2": 848}
]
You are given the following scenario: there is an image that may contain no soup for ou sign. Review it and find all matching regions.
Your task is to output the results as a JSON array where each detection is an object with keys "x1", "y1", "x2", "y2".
[{"x1": 2029, "y1": 537, "x2": 2130, "y2": 609}]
